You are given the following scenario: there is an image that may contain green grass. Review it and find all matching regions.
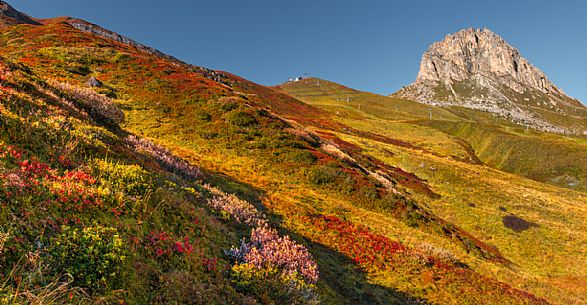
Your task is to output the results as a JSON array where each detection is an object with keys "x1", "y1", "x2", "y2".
[
  {"x1": 425, "y1": 120, "x2": 587, "y2": 192},
  {"x1": 276, "y1": 78, "x2": 462, "y2": 122}
]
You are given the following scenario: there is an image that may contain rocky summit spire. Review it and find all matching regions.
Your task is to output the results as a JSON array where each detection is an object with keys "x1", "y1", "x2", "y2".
[
  {"x1": 416, "y1": 28, "x2": 559, "y2": 94},
  {"x1": 0, "y1": 1, "x2": 40, "y2": 26},
  {"x1": 394, "y1": 28, "x2": 587, "y2": 134}
]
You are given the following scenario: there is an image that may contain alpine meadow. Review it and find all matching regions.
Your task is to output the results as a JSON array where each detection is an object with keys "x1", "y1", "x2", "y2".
[{"x1": 0, "y1": 1, "x2": 586, "y2": 304}]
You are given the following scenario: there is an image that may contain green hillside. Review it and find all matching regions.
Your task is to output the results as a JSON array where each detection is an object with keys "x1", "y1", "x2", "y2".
[
  {"x1": 278, "y1": 78, "x2": 587, "y2": 304},
  {"x1": 0, "y1": 4, "x2": 586, "y2": 305},
  {"x1": 279, "y1": 78, "x2": 587, "y2": 192},
  {"x1": 425, "y1": 120, "x2": 587, "y2": 191}
]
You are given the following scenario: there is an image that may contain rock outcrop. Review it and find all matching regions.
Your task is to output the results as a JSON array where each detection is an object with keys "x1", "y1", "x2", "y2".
[
  {"x1": 415, "y1": 28, "x2": 560, "y2": 94},
  {"x1": 394, "y1": 28, "x2": 587, "y2": 134}
]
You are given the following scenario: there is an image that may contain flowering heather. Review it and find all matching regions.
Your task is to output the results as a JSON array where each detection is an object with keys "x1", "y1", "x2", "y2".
[
  {"x1": 124, "y1": 135, "x2": 201, "y2": 181},
  {"x1": 49, "y1": 80, "x2": 124, "y2": 124},
  {"x1": 228, "y1": 226, "x2": 319, "y2": 284},
  {"x1": 204, "y1": 185, "x2": 267, "y2": 227},
  {"x1": 202, "y1": 185, "x2": 319, "y2": 284}
]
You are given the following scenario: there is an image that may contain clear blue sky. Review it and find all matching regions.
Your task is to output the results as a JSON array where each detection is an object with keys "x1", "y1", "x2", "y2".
[{"x1": 11, "y1": 0, "x2": 587, "y2": 102}]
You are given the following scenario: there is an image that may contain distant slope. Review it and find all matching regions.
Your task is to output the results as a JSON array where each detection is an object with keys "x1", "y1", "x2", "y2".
[
  {"x1": 424, "y1": 120, "x2": 587, "y2": 192},
  {"x1": 279, "y1": 78, "x2": 587, "y2": 192},
  {"x1": 277, "y1": 77, "x2": 587, "y2": 304},
  {"x1": 0, "y1": 0, "x2": 39, "y2": 27},
  {"x1": 275, "y1": 78, "x2": 479, "y2": 161},
  {"x1": 276, "y1": 77, "x2": 461, "y2": 122}
]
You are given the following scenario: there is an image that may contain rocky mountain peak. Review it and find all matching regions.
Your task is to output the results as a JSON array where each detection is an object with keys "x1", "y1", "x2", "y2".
[
  {"x1": 0, "y1": 1, "x2": 39, "y2": 26},
  {"x1": 416, "y1": 28, "x2": 559, "y2": 94},
  {"x1": 394, "y1": 28, "x2": 587, "y2": 134}
]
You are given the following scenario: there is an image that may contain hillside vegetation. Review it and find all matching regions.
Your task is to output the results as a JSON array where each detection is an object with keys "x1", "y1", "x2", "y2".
[
  {"x1": 279, "y1": 78, "x2": 587, "y2": 304},
  {"x1": 0, "y1": 6, "x2": 585, "y2": 305},
  {"x1": 279, "y1": 78, "x2": 587, "y2": 192}
]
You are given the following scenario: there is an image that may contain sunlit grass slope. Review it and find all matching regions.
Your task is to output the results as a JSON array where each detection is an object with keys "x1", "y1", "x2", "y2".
[
  {"x1": 278, "y1": 78, "x2": 587, "y2": 304},
  {"x1": 0, "y1": 18, "x2": 559, "y2": 304},
  {"x1": 279, "y1": 78, "x2": 587, "y2": 193},
  {"x1": 425, "y1": 120, "x2": 587, "y2": 192}
]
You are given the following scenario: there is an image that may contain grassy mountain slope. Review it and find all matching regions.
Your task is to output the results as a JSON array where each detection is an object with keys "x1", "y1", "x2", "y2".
[
  {"x1": 279, "y1": 78, "x2": 587, "y2": 192},
  {"x1": 0, "y1": 5, "x2": 583, "y2": 305},
  {"x1": 0, "y1": 56, "x2": 286, "y2": 304},
  {"x1": 425, "y1": 120, "x2": 587, "y2": 191},
  {"x1": 278, "y1": 78, "x2": 587, "y2": 304}
]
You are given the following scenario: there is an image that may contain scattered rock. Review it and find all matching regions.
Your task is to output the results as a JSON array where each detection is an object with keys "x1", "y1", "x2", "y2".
[{"x1": 87, "y1": 76, "x2": 102, "y2": 87}]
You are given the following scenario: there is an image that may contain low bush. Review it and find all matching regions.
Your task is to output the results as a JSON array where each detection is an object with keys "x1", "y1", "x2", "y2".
[
  {"x1": 91, "y1": 159, "x2": 154, "y2": 196},
  {"x1": 204, "y1": 185, "x2": 267, "y2": 228},
  {"x1": 308, "y1": 164, "x2": 342, "y2": 185},
  {"x1": 125, "y1": 135, "x2": 201, "y2": 181},
  {"x1": 195, "y1": 111, "x2": 212, "y2": 122},
  {"x1": 226, "y1": 110, "x2": 257, "y2": 127},
  {"x1": 227, "y1": 226, "x2": 318, "y2": 284},
  {"x1": 230, "y1": 264, "x2": 319, "y2": 305},
  {"x1": 48, "y1": 225, "x2": 126, "y2": 291},
  {"x1": 49, "y1": 80, "x2": 124, "y2": 125},
  {"x1": 282, "y1": 149, "x2": 317, "y2": 165},
  {"x1": 198, "y1": 131, "x2": 218, "y2": 139}
]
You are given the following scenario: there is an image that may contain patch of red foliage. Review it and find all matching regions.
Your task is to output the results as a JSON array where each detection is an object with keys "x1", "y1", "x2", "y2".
[
  {"x1": 0, "y1": 144, "x2": 105, "y2": 211},
  {"x1": 306, "y1": 214, "x2": 408, "y2": 270},
  {"x1": 144, "y1": 231, "x2": 195, "y2": 258},
  {"x1": 298, "y1": 213, "x2": 547, "y2": 304}
]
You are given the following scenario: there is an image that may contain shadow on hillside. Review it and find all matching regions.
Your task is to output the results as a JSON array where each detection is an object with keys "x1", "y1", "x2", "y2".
[
  {"x1": 204, "y1": 170, "x2": 427, "y2": 305},
  {"x1": 305, "y1": 240, "x2": 426, "y2": 305}
]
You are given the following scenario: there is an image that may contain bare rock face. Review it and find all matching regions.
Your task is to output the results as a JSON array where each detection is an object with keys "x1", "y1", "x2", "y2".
[
  {"x1": 416, "y1": 28, "x2": 559, "y2": 94},
  {"x1": 394, "y1": 28, "x2": 587, "y2": 134}
]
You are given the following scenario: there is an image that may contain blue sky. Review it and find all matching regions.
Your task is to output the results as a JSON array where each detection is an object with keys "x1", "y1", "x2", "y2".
[{"x1": 12, "y1": 0, "x2": 587, "y2": 102}]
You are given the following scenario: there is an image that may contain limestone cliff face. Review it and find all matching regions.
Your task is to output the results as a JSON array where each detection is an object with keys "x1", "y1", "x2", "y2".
[
  {"x1": 416, "y1": 28, "x2": 559, "y2": 94},
  {"x1": 394, "y1": 28, "x2": 587, "y2": 134}
]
